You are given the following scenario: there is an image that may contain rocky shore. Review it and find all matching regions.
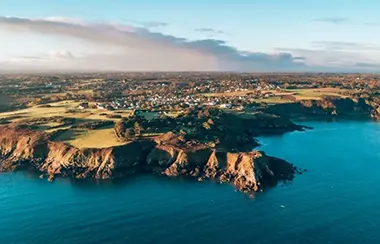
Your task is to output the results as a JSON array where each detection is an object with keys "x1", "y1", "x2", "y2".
[
  {"x1": 0, "y1": 124, "x2": 301, "y2": 193},
  {"x1": 4, "y1": 97, "x2": 376, "y2": 194}
]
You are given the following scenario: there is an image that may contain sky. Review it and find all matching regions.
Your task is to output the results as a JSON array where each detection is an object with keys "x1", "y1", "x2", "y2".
[{"x1": 1, "y1": 0, "x2": 380, "y2": 72}]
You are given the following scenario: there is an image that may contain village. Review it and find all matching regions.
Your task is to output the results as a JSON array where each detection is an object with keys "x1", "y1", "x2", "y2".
[
  {"x1": 1, "y1": 72, "x2": 379, "y2": 114},
  {"x1": 78, "y1": 81, "x2": 279, "y2": 112}
]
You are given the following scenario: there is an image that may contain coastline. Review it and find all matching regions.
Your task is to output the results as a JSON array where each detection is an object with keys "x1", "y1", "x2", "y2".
[
  {"x1": 0, "y1": 110, "x2": 304, "y2": 194},
  {"x1": 2, "y1": 119, "x2": 380, "y2": 244},
  {"x1": 1, "y1": 96, "x2": 378, "y2": 194}
]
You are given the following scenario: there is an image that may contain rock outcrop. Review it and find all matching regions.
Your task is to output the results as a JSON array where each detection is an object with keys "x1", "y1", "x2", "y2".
[
  {"x1": 0, "y1": 126, "x2": 298, "y2": 193},
  {"x1": 148, "y1": 146, "x2": 296, "y2": 192}
]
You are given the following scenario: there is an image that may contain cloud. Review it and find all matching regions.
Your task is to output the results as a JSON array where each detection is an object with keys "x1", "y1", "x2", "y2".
[
  {"x1": 16, "y1": 56, "x2": 49, "y2": 60},
  {"x1": 353, "y1": 62, "x2": 380, "y2": 68},
  {"x1": 42, "y1": 16, "x2": 85, "y2": 25},
  {"x1": 276, "y1": 47, "x2": 380, "y2": 71},
  {"x1": 6, "y1": 50, "x2": 76, "y2": 64},
  {"x1": 121, "y1": 18, "x2": 168, "y2": 28},
  {"x1": 1, "y1": 17, "x2": 379, "y2": 73},
  {"x1": 142, "y1": 21, "x2": 169, "y2": 28},
  {"x1": 194, "y1": 28, "x2": 227, "y2": 35},
  {"x1": 0, "y1": 16, "x2": 308, "y2": 72},
  {"x1": 49, "y1": 50, "x2": 75, "y2": 59},
  {"x1": 310, "y1": 41, "x2": 380, "y2": 51},
  {"x1": 312, "y1": 17, "x2": 348, "y2": 24}
]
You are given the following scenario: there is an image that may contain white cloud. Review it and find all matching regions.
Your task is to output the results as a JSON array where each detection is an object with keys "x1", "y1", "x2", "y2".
[
  {"x1": 312, "y1": 17, "x2": 348, "y2": 24},
  {"x1": 276, "y1": 47, "x2": 380, "y2": 72},
  {"x1": 194, "y1": 28, "x2": 227, "y2": 36},
  {"x1": 49, "y1": 50, "x2": 75, "y2": 59},
  {"x1": 0, "y1": 16, "x2": 310, "y2": 72},
  {"x1": 0, "y1": 16, "x2": 379, "y2": 72}
]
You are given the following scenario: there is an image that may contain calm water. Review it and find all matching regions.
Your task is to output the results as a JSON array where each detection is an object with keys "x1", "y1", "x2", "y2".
[{"x1": 1, "y1": 120, "x2": 380, "y2": 244}]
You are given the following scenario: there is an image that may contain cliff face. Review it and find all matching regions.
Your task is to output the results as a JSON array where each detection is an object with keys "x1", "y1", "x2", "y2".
[
  {"x1": 370, "y1": 98, "x2": 380, "y2": 119},
  {"x1": 262, "y1": 98, "x2": 375, "y2": 119},
  {"x1": 0, "y1": 126, "x2": 155, "y2": 180},
  {"x1": 148, "y1": 147, "x2": 295, "y2": 192},
  {"x1": 243, "y1": 113, "x2": 305, "y2": 136},
  {"x1": 0, "y1": 126, "x2": 298, "y2": 193}
]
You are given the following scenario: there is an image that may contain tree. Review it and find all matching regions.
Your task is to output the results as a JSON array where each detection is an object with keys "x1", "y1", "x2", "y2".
[
  {"x1": 125, "y1": 128, "x2": 135, "y2": 139},
  {"x1": 202, "y1": 121, "x2": 211, "y2": 130},
  {"x1": 174, "y1": 104, "x2": 181, "y2": 110},
  {"x1": 0, "y1": 92, "x2": 11, "y2": 111},
  {"x1": 114, "y1": 119, "x2": 127, "y2": 139},
  {"x1": 134, "y1": 122, "x2": 142, "y2": 136}
]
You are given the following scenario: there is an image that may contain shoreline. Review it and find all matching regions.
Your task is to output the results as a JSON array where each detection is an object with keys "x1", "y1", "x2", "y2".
[
  {"x1": 1, "y1": 96, "x2": 378, "y2": 194},
  {"x1": 0, "y1": 110, "x2": 304, "y2": 194}
]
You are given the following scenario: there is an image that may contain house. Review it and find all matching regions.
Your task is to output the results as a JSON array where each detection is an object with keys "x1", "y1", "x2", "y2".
[
  {"x1": 219, "y1": 103, "x2": 232, "y2": 109},
  {"x1": 78, "y1": 102, "x2": 89, "y2": 110},
  {"x1": 96, "y1": 103, "x2": 106, "y2": 110}
]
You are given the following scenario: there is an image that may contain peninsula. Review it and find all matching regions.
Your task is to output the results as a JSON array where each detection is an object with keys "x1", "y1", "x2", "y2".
[
  {"x1": 0, "y1": 72, "x2": 379, "y2": 193},
  {"x1": 0, "y1": 108, "x2": 305, "y2": 193}
]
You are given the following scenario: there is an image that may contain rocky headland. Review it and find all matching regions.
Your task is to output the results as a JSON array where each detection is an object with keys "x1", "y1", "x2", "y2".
[
  {"x1": 262, "y1": 97, "x2": 379, "y2": 120},
  {"x1": 0, "y1": 109, "x2": 304, "y2": 193},
  {"x1": 1, "y1": 98, "x2": 377, "y2": 193}
]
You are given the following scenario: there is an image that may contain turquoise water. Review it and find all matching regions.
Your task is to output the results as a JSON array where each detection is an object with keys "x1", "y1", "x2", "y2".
[{"x1": 1, "y1": 120, "x2": 380, "y2": 244}]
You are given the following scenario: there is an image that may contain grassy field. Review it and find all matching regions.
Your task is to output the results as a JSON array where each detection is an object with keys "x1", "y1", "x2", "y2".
[
  {"x1": 286, "y1": 88, "x2": 350, "y2": 100},
  {"x1": 52, "y1": 126, "x2": 125, "y2": 149},
  {"x1": 0, "y1": 101, "x2": 78, "y2": 122},
  {"x1": 0, "y1": 100, "x2": 131, "y2": 149},
  {"x1": 0, "y1": 87, "x2": 353, "y2": 148},
  {"x1": 0, "y1": 101, "x2": 132, "y2": 122},
  {"x1": 202, "y1": 88, "x2": 349, "y2": 101},
  {"x1": 203, "y1": 88, "x2": 349, "y2": 104},
  {"x1": 251, "y1": 97, "x2": 295, "y2": 104}
]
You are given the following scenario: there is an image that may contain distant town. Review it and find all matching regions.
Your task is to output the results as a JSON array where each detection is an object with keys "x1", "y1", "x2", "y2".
[{"x1": 1, "y1": 72, "x2": 379, "y2": 113}]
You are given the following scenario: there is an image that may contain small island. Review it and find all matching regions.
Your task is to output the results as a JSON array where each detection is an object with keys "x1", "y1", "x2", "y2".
[{"x1": 0, "y1": 72, "x2": 379, "y2": 194}]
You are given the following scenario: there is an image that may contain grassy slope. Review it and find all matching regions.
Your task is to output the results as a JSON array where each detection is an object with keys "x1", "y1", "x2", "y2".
[{"x1": 0, "y1": 101, "x2": 129, "y2": 149}]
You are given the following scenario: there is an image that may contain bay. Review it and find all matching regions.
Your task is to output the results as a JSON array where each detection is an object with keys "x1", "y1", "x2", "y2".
[{"x1": 0, "y1": 120, "x2": 379, "y2": 244}]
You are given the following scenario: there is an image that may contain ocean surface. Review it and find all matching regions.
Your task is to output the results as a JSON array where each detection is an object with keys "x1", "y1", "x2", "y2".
[{"x1": 1, "y1": 120, "x2": 380, "y2": 244}]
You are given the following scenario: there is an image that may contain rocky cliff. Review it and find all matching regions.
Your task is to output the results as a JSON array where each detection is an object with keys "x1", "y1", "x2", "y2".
[
  {"x1": 262, "y1": 97, "x2": 376, "y2": 119},
  {"x1": 0, "y1": 126, "x2": 298, "y2": 193},
  {"x1": 147, "y1": 145, "x2": 296, "y2": 192}
]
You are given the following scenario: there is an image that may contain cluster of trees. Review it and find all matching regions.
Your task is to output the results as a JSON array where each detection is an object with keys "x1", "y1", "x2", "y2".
[
  {"x1": 114, "y1": 118, "x2": 143, "y2": 140},
  {"x1": 74, "y1": 120, "x2": 114, "y2": 130},
  {"x1": 0, "y1": 92, "x2": 12, "y2": 112},
  {"x1": 111, "y1": 108, "x2": 272, "y2": 151}
]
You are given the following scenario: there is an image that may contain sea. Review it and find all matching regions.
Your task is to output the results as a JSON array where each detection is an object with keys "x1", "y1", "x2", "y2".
[{"x1": 0, "y1": 120, "x2": 380, "y2": 244}]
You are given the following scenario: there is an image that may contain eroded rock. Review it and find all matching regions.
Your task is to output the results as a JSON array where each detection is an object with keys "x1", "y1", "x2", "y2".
[{"x1": 0, "y1": 126, "x2": 298, "y2": 194}]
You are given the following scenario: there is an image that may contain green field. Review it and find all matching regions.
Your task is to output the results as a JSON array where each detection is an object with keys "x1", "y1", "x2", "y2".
[
  {"x1": 52, "y1": 126, "x2": 126, "y2": 149},
  {"x1": 286, "y1": 88, "x2": 350, "y2": 100},
  {"x1": 0, "y1": 101, "x2": 132, "y2": 149}
]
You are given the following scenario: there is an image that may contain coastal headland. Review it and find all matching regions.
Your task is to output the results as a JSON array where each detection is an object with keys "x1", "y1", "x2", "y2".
[
  {"x1": 0, "y1": 108, "x2": 305, "y2": 193},
  {"x1": 0, "y1": 73, "x2": 379, "y2": 193}
]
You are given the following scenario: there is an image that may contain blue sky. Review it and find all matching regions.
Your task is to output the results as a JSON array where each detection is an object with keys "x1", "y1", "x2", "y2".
[{"x1": 1, "y1": 0, "x2": 380, "y2": 72}]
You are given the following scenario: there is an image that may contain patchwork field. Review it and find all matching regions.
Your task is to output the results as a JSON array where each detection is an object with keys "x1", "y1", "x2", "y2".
[
  {"x1": 0, "y1": 87, "x2": 358, "y2": 148},
  {"x1": 287, "y1": 88, "x2": 351, "y2": 100},
  {"x1": 0, "y1": 101, "x2": 132, "y2": 149},
  {"x1": 202, "y1": 88, "x2": 350, "y2": 104},
  {"x1": 52, "y1": 126, "x2": 125, "y2": 149}
]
